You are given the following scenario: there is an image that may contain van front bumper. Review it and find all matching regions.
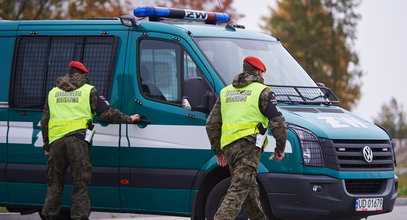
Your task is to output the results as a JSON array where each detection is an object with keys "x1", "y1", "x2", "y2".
[{"x1": 258, "y1": 173, "x2": 398, "y2": 220}]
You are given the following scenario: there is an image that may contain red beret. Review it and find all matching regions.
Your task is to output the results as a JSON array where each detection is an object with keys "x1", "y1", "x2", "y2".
[
  {"x1": 243, "y1": 56, "x2": 266, "y2": 72},
  {"x1": 68, "y1": 61, "x2": 89, "y2": 73}
]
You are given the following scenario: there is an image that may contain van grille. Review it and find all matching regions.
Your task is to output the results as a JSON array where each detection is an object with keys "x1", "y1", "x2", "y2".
[
  {"x1": 322, "y1": 139, "x2": 394, "y2": 171},
  {"x1": 345, "y1": 179, "x2": 385, "y2": 194}
]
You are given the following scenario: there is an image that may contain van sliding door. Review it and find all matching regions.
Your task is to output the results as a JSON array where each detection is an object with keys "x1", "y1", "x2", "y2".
[{"x1": 6, "y1": 29, "x2": 126, "y2": 209}]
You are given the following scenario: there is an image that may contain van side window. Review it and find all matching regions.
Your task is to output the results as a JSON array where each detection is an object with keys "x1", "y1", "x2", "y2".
[
  {"x1": 9, "y1": 35, "x2": 118, "y2": 109},
  {"x1": 139, "y1": 39, "x2": 203, "y2": 104}
]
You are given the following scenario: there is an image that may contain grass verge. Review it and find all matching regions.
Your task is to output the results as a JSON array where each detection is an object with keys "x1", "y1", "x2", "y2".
[
  {"x1": 397, "y1": 175, "x2": 407, "y2": 197},
  {"x1": 0, "y1": 206, "x2": 7, "y2": 213}
]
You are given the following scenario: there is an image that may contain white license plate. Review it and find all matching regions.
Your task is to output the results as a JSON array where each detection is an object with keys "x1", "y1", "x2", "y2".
[{"x1": 355, "y1": 198, "x2": 383, "y2": 211}]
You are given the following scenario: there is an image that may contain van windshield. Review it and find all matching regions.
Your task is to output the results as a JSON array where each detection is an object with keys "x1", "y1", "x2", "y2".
[
  {"x1": 194, "y1": 37, "x2": 316, "y2": 86},
  {"x1": 194, "y1": 37, "x2": 339, "y2": 105}
]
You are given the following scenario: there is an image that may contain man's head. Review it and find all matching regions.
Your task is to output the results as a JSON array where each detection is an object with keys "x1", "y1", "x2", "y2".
[
  {"x1": 243, "y1": 56, "x2": 266, "y2": 77},
  {"x1": 68, "y1": 61, "x2": 89, "y2": 75}
]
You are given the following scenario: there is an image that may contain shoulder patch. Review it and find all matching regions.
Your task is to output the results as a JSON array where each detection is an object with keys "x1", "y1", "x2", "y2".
[{"x1": 269, "y1": 92, "x2": 278, "y2": 105}]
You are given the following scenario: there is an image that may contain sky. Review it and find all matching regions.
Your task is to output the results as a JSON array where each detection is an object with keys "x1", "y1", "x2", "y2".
[{"x1": 231, "y1": 0, "x2": 407, "y2": 122}]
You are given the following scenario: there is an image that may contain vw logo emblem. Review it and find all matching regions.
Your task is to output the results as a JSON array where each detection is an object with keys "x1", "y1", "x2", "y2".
[{"x1": 362, "y1": 146, "x2": 373, "y2": 163}]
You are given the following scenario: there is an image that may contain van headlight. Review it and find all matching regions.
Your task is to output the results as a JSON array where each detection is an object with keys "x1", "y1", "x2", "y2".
[{"x1": 289, "y1": 124, "x2": 323, "y2": 167}]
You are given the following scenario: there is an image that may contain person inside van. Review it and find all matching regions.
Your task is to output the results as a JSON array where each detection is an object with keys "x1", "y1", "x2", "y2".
[
  {"x1": 41, "y1": 61, "x2": 140, "y2": 220},
  {"x1": 140, "y1": 65, "x2": 167, "y2": 101}
]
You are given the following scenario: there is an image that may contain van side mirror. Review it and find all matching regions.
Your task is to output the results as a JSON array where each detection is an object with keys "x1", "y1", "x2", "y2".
[{"x1": 183, "y1": 77, "x2": 215, "y2": 114}]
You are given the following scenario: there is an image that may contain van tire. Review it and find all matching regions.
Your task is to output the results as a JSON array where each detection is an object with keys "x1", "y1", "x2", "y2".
[{"x1": 205, "y1": 177, "x2": 274, "y2": 220}]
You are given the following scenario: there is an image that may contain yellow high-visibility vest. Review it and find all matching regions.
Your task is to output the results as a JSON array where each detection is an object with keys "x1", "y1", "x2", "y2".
[
  {"x1": 220, "y1": 82, "x2": 270, "y2": 149},
  {"x1": 48, "y1": 84, "x2": 94, "y2": 144}
]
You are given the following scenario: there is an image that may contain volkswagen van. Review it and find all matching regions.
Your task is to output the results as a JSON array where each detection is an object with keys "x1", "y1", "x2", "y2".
[{"x1": 0, "y1": 7, "x2": 397, "y2": 220}]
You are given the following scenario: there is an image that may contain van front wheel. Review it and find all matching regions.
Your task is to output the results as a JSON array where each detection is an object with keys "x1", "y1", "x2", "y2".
[{"x1": 204, "y1": 178, "x2": 274, "y2": 220}]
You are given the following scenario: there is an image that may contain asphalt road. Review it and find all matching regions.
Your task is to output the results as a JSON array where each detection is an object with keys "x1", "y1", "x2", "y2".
[{"x1": 2, "y1": 199, "x2": 406, "y2": 220}]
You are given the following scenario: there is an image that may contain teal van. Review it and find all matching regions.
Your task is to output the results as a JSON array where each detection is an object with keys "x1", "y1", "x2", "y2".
[{"x1": 0, "y1": 7, "x2": 397, "y2": 220}]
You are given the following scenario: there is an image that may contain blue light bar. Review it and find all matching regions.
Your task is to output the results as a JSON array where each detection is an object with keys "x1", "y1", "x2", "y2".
[
  {"x1": 133, "y1": 7, "x2": 230, "y2": 24},
  {"x1": 134, "y1": 7, "x2": 170, "y2": 17}
]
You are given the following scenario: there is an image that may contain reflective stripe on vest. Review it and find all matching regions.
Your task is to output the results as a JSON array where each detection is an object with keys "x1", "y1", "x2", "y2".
[
  {"x1": 48, "y1": 84, "x2": 94, "y2": 144},
  {"x1": 220, "y1": 82, "x2": 270, "y2": 149}
]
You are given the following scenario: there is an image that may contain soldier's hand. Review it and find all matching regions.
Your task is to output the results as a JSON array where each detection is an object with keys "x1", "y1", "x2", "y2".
[
  {"x1": 131, "y1": 114, "x2": 140, "y2": 122},
  {"x1": 273, "y1": 151, "x2": 285, "y2": 161},
  {"x1": 44, "y1": 151, "x2": 50, "y2": 156},
  {"x1": 216, "y1": 154, "x2": 227, "y2": 167}
]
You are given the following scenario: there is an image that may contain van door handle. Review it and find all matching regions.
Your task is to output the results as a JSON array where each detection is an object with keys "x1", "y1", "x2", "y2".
[
  {"x1": 133, "y1": 120, "x2": 150, "y2": 124},
  {"x1": 133, "y1": 119, "x2": 150, "y2": 129}
]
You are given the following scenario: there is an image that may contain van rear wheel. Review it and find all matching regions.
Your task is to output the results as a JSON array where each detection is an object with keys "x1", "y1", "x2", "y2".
[{"x1": 205, "y1": 177, "x2": 274, "y2": 220}]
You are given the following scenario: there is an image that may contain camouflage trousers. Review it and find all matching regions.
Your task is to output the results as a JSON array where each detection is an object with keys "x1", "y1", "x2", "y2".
[
  {"x1": 214, "y1": 139, "x2": 267, "y2": 220},
  {"x1": 42, "y1": 134, "x2": 92, "y2": 220}
]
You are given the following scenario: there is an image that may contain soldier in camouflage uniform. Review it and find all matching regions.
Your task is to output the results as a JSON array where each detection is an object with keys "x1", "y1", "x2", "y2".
[
  {"x1": 41, "y1": 61, "x2": 140, "y2": 220},
  {"x1": 206, "y1": 57, "x2": 287, "y2": 220}
]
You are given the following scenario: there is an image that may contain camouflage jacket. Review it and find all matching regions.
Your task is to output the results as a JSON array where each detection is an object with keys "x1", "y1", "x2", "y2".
[
  {"x1": 41, "y1": 72, "x2": 132, "y2": 151},
  {"x1": 206, "y1": 71, "x2": 287, "y2": 155}
]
